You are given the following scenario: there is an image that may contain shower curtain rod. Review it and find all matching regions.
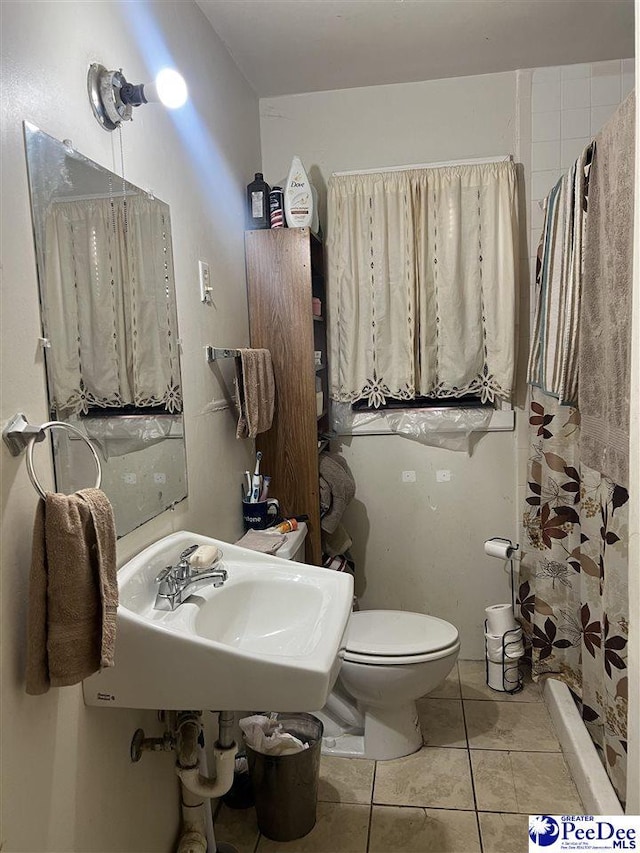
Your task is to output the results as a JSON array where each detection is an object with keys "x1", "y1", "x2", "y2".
[{"x1": 332, "y1": 154, "x2": 512, "y2": 177}]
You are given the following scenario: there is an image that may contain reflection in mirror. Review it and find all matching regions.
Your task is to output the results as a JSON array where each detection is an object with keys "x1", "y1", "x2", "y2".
[{"x1": 24, "y1": 122, "x2": 188, "y2": 536}]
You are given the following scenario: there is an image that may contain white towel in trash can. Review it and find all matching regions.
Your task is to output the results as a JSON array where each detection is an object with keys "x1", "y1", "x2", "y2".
[{"x1": 240, "y1": 715, "x2": 310, "y2": 756}]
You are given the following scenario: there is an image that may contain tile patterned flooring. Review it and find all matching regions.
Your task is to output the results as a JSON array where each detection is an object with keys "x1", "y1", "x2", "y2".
[{"x1": 214, "y1": 661, "x2": 583, "y2": 853}]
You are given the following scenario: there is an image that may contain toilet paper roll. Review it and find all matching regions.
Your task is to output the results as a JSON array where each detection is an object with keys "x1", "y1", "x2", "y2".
[
  {"x1": 485, "y1": 629, "x2": 524, "y2": 662},
  {"x1": 484, "y1": 538, "x2": 512, "y2": 559},
  {"x1": 485, "y1": 603, "x2": 518, "y2": 635},
  {"x1": 503, "y1": 632, "x2": 525, "y2": 660},
  {"x1": 487, "y1": 659, "x2": 520, "y2": 691}
]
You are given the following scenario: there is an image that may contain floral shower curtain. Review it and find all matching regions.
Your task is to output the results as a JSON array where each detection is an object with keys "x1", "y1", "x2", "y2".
[
  {"x1": 519, "y1": 389, "x2": 629, "y2": 803},
  {"x1": 519, "y1": 94, "x2": 633, "y2": 806}
]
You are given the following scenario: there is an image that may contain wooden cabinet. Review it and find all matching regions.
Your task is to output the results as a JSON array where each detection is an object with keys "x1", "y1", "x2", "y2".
[{"x1": 245, "y1": 227, "x2": 328, "y2": 565}]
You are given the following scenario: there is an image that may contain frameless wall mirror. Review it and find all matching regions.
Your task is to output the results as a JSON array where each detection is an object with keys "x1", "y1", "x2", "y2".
[{"x1": 23, "y1": 122, "x2": 188, "y2": 537}]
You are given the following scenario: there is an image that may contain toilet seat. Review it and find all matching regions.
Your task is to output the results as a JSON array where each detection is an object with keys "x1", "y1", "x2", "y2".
[{"x1": 343, "y1": 610, "x2": 460, "y2": 666}]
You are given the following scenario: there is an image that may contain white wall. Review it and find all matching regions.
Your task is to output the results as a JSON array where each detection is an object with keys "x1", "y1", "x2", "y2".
[
  {"x1": 1, "y1": 2, "x2": 260, "y2": 850},
  {"x1": 260, "y1": 73, "x2": 521, "y2": 658}
]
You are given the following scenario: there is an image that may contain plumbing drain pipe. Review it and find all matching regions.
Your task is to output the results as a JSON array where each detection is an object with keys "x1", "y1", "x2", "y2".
[
  {"x1": 175, "y1": 712, "x2": 237, "y2": 799},
  {"x1": 175, "y1": 712, "x2": 237, "y2": 853},
  {"x1": 197, "y1": 743, "x2": 215, "y2": 853},
  {"x1": 217, "y1": 711, "x2": 235, "y2": 749}
]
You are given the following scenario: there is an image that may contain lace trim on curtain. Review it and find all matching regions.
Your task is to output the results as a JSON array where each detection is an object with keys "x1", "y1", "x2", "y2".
[
  {"x1": 54, "y1": 383, "x2": 183, "y2": 416},
  {"x1": 333, "y1": 363, "x2": 507, "y2": 408}
]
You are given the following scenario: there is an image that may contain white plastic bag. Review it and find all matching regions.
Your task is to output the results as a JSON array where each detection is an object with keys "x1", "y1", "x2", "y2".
[
  {"x1": 239, "y1": 715, "x2": 310, "y2": 756},
  {"x1": 331, "y1": 400, "x2": 494, "y2": 452}
]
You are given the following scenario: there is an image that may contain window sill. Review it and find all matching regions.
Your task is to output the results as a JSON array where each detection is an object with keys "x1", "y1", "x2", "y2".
[{"x1": 335, "y1": 406, "x2": 515, "y2": 436}]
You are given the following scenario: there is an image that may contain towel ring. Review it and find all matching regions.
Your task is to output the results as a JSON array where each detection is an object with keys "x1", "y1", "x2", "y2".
[{"x1": 26, "y1": 421, "x2": 102, "y2": 500}]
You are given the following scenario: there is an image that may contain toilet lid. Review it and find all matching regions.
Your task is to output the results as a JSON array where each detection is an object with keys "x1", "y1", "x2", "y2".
[{"x1": 345, "y1": 610, "x2": 459, "y2": 657}]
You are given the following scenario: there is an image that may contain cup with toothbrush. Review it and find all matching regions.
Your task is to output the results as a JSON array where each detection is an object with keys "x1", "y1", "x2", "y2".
[{"x1": 242, "y1": 452, "x2": 279, "y2": 529}]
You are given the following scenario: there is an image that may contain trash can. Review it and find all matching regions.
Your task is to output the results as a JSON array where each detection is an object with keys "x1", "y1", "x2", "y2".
[{"x1": 244, "y1": 713, "x2": 323, "y2": 842}]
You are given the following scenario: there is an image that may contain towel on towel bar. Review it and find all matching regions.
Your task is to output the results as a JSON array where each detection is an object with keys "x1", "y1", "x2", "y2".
[
  {"x1": 527, "y1": 143, "x2": 593, "y2": 405},
  {"x1": 26, "y1": 488, "x2": 118, "y2": 695},
  {"x1": 579, "y1": 92, "x2": 634, "y2": 488},
  {"x1": 235, "y1": 348, "x2": 275, "y2": 439}
]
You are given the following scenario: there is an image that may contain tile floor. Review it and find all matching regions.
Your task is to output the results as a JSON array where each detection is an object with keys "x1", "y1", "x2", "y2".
[{"x1": 214, "y1": 661, "x2": 584, "y2": 853}]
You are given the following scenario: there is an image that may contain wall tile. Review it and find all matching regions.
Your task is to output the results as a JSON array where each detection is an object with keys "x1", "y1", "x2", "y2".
[
  {"x1": 533, "y1": 67, "x2": 561, "y2": 83},
  {"x1": 532, "y1": 81, "x2": 561, "y2": 113},
  {"x1": 561, "y1": 64, "x2": 591, "y2": 80},
  {"x1": 530, "y1": 199, "x2": 545, "y2": 232},
  {"x1": 591, "y1": 74, "x2": 621, "y2": 106},
  {"x1": 532, "y1": 111, "x2": 560, "y2": 143},
  {"x1": 622, "y1": 72, "x2": 635, "y2": 99},
  {"x1": 531, "y1": 169, "x2": 560, "y2": 201},
  {"x1": 561, "y1": 108, "x2": 590, "y2": 140},
  {"x1": 531, "y1": 140, "x2": 560, "y2": 171},
  {"x1": 591, "y1": 59, "x2": 622, "y2": 77},
  {"x1": 562, "y1": 77, "x2": 590, "y2": 109},
  {"x1": 622, "y1": 58, "x2": 635, "y2": 75},
  {"x1": 561, "y1": 137, "x2": 590, "y2": 169},
  {"x1": 591, "y1": 103, "x2": 618, "y2": 135},
  {"x1": 528, "y1": 228, "x2": 541, "y2": 258}
]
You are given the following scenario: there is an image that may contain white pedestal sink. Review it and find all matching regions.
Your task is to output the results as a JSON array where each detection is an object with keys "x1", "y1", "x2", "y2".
[{"x1": 83, "y1": 531, "x2": 353, "y2": 711}]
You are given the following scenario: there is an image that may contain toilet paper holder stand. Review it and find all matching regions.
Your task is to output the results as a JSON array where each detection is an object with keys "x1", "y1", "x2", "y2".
[
  {"x1": 484, "y1": 622, "x2": 524, "y2": 694},
  {"x1": 484, "y1": 537, "x2": 524, "y2": 694}
]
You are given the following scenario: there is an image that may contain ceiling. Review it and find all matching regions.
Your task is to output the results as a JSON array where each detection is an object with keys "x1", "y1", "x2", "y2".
[{"x1": 196, "y1": 0, "x2": 634, "y2": 98}]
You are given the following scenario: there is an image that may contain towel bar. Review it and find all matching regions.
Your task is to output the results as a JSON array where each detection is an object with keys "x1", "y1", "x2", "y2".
[
  {"x1": 205, "y1": 346, "x2": 241, "y2": 362},
  {"x1": 3, "y1": 412, "x2": 102, "y2": 499}
]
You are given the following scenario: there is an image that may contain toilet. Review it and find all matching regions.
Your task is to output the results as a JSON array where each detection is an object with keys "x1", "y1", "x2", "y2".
[
  {"x1": 315, "y1": 610, "x2": 460, "y2": 760},
  {"x1": 275, "y1": 524, "x2": 461, "y2": 760}
]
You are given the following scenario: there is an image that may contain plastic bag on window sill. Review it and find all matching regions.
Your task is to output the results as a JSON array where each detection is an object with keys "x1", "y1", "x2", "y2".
[
  {"x1": 79, "y1": 415, "x2": 181, "y2": 459},
  {"x1": 331, "y1": 400, "x2": 494, "y2": 453}
]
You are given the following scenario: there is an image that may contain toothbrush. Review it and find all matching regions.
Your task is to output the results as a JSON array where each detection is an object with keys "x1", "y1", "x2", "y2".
[
  {"x1": 250, "y1": 451, "x2": 262, "y2": 502},
  {"x1": 259, "y1": 475, "x2": 271, "y2": 501},
  {"x1": 244, "y1": 470, "x2": 252, "y2": 499}
]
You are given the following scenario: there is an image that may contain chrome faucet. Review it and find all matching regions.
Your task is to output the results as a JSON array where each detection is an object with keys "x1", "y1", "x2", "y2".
[{"x1": 154, "y1": 544, "x2": 228, "y2": 611}]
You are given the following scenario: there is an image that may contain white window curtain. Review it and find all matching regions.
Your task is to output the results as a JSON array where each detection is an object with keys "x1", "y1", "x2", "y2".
[
  {"x1": 327, "y1": 161, "x2": 519, "y2": 406},
  {"x1": 42, "y1": 195, "x2": 182, "y2": 416}
]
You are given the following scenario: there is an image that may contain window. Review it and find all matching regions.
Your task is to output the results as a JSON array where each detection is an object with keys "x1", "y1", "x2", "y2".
[{"x1": 327, "y1": 161, "x2": 519, "y2": 409}]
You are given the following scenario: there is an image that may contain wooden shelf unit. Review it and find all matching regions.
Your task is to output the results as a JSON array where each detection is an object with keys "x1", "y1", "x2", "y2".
[{"x1": 245, "y1": 227, "x2": 328, "y2": 565}]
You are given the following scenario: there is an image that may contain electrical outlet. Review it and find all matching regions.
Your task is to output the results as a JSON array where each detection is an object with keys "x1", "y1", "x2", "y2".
[
  {"x1": 436, "y1": 469, "x2": 452, "y2": 482},
  {"x1": 199, "y1": 260, "x2": 212, "y2": 304},
  {"x1": 402, "y1": 470, "x2": 416, "y2": 483}
]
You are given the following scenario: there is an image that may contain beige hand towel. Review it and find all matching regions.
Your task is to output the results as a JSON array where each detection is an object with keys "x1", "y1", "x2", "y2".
[
  {"x1": 235, "y1": 348, "x2": 275, "y2": 439},
  {"x1": 26, "y1": 488, "x2": 118, "y2": 695},
  {"x1": 579, "y1": 91, "x2": 634, "y2": 488},
  {"x1": 235, "y1": 530, "x2": 286, "y2": 554}
]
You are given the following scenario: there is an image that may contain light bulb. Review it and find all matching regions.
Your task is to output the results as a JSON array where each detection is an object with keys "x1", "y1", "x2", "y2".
[{"x1": 154, "y1": 69, "x2": 188, "y2": 109}]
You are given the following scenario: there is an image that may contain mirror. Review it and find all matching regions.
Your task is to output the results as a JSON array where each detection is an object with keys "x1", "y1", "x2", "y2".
[{"x1": 24, "y1": 122, "x2": 187, "y2": 536}]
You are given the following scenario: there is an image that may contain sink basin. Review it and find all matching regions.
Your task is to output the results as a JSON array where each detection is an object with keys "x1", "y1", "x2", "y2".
[{"x1": 83, "y1": 531, "x2": 353, "y2": 711}]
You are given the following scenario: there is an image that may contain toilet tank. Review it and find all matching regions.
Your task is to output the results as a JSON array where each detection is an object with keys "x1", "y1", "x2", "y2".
[{"x1": 275, "y1": 522, "x2": 308, "y2": 562}]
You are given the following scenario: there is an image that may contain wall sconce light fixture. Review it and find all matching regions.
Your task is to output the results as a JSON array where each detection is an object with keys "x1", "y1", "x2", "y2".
[{"x1": 88, "y1": 63, "x2": 188, "y2": 131}]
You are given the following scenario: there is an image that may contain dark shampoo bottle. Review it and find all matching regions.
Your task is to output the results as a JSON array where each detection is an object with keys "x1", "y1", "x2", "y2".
[{"x1": 246, "y1": 172, "x2": 271, "y2": 229}]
